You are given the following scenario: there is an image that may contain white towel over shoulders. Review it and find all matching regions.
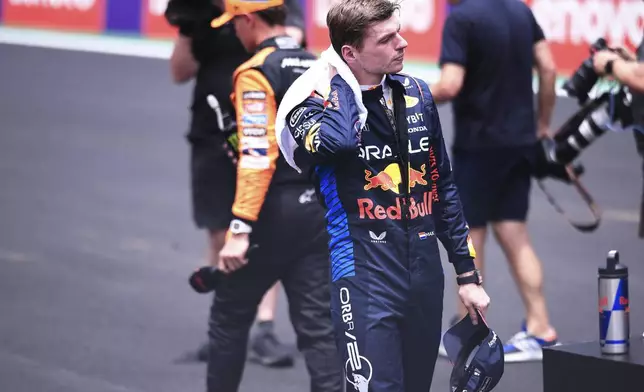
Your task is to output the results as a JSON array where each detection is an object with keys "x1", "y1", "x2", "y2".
[{"x1": 275, "y1": 45, "x2": 369, "y2": 173}]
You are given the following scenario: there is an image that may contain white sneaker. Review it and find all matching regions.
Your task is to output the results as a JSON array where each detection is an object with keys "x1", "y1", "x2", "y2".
[{"x1": 503, "y1": 331, "x2": 561, "y2": 363}]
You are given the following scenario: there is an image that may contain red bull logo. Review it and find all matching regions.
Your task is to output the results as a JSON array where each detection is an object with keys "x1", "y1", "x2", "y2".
[
  {"x1": 409, "y1": 165, "x2": 427, "y2": 188},
  {"x1": 598, "y1": 296, "x2": 630, "y2": 313},
  {"x1": 358, "y1": 191, "x2": 433, "y2": 220},
  {"x1": 364, "y1": 163, "x2": 428, "y2": 194}
]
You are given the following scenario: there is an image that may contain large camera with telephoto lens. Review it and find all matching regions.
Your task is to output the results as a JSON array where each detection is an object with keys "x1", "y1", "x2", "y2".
[
  {"x1": 533, "y1": 38, "x2": 637, "y2": 232},
  {"x1": 539, "y1": 87, "x2": 633, "y2": 168},
  {"x1": 536, "y1": 38, "x2": 635, "y2": 172},
  {"x1": 562, "y1": 38, "x2": 610, "y2": 105}
]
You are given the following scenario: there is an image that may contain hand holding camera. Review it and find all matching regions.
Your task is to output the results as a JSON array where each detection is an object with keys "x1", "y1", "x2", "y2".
[
  {"x1": 593, "y1": 46, "x2": 637, "y2": 79},
  {"x1": 563, "y1": 38, "x2": 636, "y2": 105},
  {"x1": 543, "y1": 38, "x2": 635, "y2": 169},
  {"x1": 593, "y1": 51, "x2": 624, "y2": 76},
  {"x1": 533, "y1": 38, "x2": 639, "y2": 233}
]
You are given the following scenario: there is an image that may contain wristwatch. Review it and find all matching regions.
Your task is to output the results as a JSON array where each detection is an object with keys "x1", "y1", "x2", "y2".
[
  {"x1": 229, "y1": 219, "x2": 252, "y2": 235},
  {"x1": 456, "y1": 269, "x2": 482, "y2": 286}
]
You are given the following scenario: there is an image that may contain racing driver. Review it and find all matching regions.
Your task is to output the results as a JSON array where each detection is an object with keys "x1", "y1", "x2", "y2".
[{"x1": 282, "y1": 0, "x2": 491, "y2": 390}]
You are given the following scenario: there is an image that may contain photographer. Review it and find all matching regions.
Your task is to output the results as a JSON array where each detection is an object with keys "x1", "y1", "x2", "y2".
[
  {"x1": 593, "y1": 41, "x2": 644, "y2": 238},
  {"x1": 168, "y1": 0, "x2": 305, "y2": 366},
  {"x1": 592, "y1": 49, "x2": 644, "y2": 93}
]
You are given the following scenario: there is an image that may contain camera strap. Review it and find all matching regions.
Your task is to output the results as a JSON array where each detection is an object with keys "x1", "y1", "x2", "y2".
[{"x1": 536, "y1": 165, "x2": 601, "y2": 232}]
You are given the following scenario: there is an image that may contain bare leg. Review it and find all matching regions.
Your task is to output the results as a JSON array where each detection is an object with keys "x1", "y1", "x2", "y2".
[
  {"x1": 256, "y1": 283, "x2": 281, "y2": 322},
  {"x1": 456, "y1": 226, "x2": 488, "y2": 318},
  {"x1": 491, "y1": 221, "x2": 556, "y2": 339}
]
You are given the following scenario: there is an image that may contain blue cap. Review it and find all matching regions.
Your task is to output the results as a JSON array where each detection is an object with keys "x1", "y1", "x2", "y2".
[{"x1": 443, "y1": 310, "x2": 505, "y2": 392}]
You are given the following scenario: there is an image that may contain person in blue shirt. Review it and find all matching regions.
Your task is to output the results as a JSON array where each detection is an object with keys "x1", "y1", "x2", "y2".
[{"x1": 430, "y1": 0, "x2": 560, "y2": 362}]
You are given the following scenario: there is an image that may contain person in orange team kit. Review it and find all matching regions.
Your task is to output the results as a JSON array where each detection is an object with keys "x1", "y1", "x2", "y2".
[
  {"x1": 204, "y1": 0, "x2": 343, "y2": 391},
  {"x1": 167, "y1": 0, "x2": 307, "y2": 366}
]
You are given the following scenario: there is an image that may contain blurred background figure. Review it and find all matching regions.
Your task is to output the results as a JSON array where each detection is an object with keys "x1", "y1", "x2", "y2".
[
  {"x1": 204, "y1": 0, "x2": 343, "y2": 390},
  {"x1": 166, "y1": 0, "x2": 306, "y2": 367},
  {"x1": 430, "y1": 0, "x2": 560, "y2": 362},
  {"x1": 591, "y1": 36, "x2": 644, "y2": 239}
]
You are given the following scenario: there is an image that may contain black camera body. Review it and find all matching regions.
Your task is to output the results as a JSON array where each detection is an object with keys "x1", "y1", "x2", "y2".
[
  {"x1": 537, "y1": 38, "x2": 635, "y2": 171},
  {"x1": 538, "y1": 85, "x2": 634, "y2": 173},
  {"x1": 562, "y1": 38, "x2": 610, "y2": 105}
]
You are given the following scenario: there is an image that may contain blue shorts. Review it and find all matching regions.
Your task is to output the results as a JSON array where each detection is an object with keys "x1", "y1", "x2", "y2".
[{"x1": 452, "y1": 146, "x2": 533, "y2": 228}]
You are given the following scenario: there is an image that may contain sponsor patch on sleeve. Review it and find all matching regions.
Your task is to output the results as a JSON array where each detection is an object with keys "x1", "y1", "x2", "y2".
[
  {"x1": 240, "y1": 137, "x2": 269, "y2": 157},
  {"x1": 240, "y1": 155, "x2": 270, "y2": 169},
  {"x1": 292, "y1": 117, "x2": 319, "y2": 140},
  {"x1": 241, "y1": 148, "x2": 268, "y2": 157},
  {"x1": 243, "y1": 102, "x2": 266, "y2": 113},
  {"x1": 242, "y1": 91, "x2": 267, "y2": 100},
  {"x1": 242, "y1": 114, "x2": 268, "y2": 126},
  {"x1": 289, "y1": 106, "x2": 306, "y2": 127},
  {"x1": 241, "y1": 137, "x2": 269, "y2": 149},
  {"x1": 323, "y1": 89, "x2": 340, "y2": 110},
  {"x1": 242, "y1": 127, "x2": 267, "y2": 137},
  {"x1": 304, "y1": 123, "x2": 321, "y2": 153}
]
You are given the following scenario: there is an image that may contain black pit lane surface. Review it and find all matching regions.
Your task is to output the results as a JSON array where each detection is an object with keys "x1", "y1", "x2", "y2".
[{"x1": 1, "y1": 43, "x2": 643, "y2": 392}]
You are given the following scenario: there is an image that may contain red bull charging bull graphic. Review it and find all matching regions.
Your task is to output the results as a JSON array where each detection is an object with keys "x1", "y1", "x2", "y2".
[
  {"x1": 359, "y1": 163, "x2": 432, "y2": 220},
  {"x1": 363, "y1": 163, "x2": 428, "y2": 194}
]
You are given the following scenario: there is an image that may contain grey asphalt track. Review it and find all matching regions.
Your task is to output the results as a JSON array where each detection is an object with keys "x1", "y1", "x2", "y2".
[{"x1": 1, "y1": 43, "x2": 643, "y2": 392}]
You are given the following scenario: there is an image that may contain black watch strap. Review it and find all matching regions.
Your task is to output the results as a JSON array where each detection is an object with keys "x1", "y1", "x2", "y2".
[{"x1": 456, "y1": 270, "x2": 482, "y2": 286}]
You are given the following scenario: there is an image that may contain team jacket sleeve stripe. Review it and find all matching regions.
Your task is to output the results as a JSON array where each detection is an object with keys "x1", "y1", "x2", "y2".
[
  {"x1": 316, "y1": 165, "x2": 356, "y2": 282},
  {"x1": 231, "y1": 69, "x2": 279, "y2": 222}
]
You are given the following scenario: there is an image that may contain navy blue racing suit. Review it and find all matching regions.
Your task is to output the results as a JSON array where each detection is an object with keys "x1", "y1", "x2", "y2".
[{"x1": 285, "y1": 73, "x2": 477, "y2": 391}]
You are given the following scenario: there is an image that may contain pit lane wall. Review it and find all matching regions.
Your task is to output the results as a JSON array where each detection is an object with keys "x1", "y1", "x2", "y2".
[{"x1": 0, "y1": 0, "x2": 642, "y2": 77}]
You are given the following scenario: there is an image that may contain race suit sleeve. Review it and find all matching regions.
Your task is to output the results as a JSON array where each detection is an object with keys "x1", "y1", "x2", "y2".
[
  {"x1": 231, "y1": 69, "x2": 278, "y2": 223},
  {"x1": 286, "y1": 75, "x2": 361, "y2": 163},
  {"x1": 423, "y1": 84, "x2": 477, "y2": 275}
]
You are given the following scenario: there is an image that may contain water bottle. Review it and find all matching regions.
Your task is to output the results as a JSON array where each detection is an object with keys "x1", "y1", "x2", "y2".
[{"x1": 598, "y1": 250, "x2": 630, "y2": 355}]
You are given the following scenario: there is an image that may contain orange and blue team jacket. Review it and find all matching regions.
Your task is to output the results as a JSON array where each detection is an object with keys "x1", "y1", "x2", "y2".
[{"x1": 229, "y1": 35, "x2": 317, "y2": 225}]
